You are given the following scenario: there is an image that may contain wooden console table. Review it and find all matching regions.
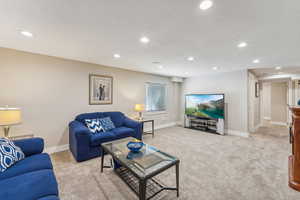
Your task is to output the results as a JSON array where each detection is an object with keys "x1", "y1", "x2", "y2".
[{"x1": 289, "y1": 106, "x2": 300, "y2": 191}]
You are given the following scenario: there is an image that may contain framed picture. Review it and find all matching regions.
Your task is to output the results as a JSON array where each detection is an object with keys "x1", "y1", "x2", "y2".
[
  {"x1": 255, "y1": 82, "x2": 259, "y2": 98},
  {"x1": 89, "y1": 74, "x2": 113, "y2": 105}
]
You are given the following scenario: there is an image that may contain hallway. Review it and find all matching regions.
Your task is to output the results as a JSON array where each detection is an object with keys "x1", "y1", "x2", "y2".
[{"x1": 252, "y1": 121, "x2": 289, "y2": 138}]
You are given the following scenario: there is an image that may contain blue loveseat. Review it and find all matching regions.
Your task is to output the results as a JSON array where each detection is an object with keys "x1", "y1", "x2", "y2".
[
  {"x1": 69, "y1": 112, "x2": 142, "y2": 162},
  {"x1": 0, "y1": 138, "x2": 59, "y2": 200}
]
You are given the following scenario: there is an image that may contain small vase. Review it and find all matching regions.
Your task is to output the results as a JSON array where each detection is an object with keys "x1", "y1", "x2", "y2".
[{"x1": 298, "y1": 99, "x2": 300, "y2": 106}]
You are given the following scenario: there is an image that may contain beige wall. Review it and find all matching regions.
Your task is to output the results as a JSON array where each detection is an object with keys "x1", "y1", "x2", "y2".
[
  {"x1": 271, "y1": 82, "x2": 287, "y2": 123},
  {"x1": 181, "y1": 70, "x2": 248, "y2": 134},
  {"x1": 0, "y1": 48, "x2": 180, "y2": 149},
  {"x1": 262, "y1": 82, "x2": 271, "y2": 120}
]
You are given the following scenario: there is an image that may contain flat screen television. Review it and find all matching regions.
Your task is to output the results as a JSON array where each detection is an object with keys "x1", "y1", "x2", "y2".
[
  {"x1": 185, "y1": 94, "x2": 225, "y2": 134},
  {"x1": 185, "y1": 94, "x2": 225, "y2": 119}
]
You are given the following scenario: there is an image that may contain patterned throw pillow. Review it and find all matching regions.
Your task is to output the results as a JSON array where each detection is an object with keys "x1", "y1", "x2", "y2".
[
  {"x1": 0, "y1": 138, "x2": 25, "y2": 172},
  {"x1": 85, "y1": 119, "x2": 105, "y2": 134},
  {"x1": 99, "y1": 117, "x2": 115, "y2": 131}
]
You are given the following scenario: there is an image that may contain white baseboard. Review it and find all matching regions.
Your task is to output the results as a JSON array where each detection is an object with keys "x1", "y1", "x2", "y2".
[
  {"x1": 249, "y1": 123, "x2": 261, "y2": 133},
  {"x1": 254, "y1": 123, "x2": 262, "y2": 132},
  {"x1": 44, "y1": 144, "x2": 69, "y2": 154},
  {"x1": 270, "y1": 121, "x2": 287, "y2": 126},
  {"x1": 45, "y1": 122, "x2": 177, "y2": 154},
  {"x1": 144, "y1": 122, "x2": 177, "y2": 132},
  {"x1": 226, "y1": 129, "x2": 249, "y2": 137},
  {"x1": 176, "y1": 121, "x2": 183, "y2": 126},
  {"x1": 264, "y1": 117, "x2": 271, "y2": 120}
]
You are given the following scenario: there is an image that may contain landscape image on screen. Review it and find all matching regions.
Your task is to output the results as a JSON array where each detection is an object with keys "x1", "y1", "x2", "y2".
[{"x1": 185, "y1": 94, "x2": 224, "y2": 119}]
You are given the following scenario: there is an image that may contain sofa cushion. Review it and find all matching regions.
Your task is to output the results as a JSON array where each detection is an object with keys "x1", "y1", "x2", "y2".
[
  {"x1": 0, "y1": 169, "x2": 59, "y2": 200},
  {"x1": 75, "y1": 112, "x2": 105, "y2": 124},
  {"x1": 0, "y1": 153, "x2": 53, "y2": 180},
  {"x1": 14, "y1": 138, "x2": 44, "y2": 157},
  {"x1": 99, "y1": 117, "x2": 115, "y2": 131},
  {"x1": 103, "y1": 112, "x2": 125, "y2": 127},
  {"x1": 0, "y1": 138, "x2": 25, "y2": 172},
  {"x1": 113, "y1": 127, "x2": 135, "y2": 139},
  {"x1": 38, "y1": 195, "x2": 60, "y2": 200},
  {"x1": 90, "y1": 131, "x2": 115, "y2": 147}
]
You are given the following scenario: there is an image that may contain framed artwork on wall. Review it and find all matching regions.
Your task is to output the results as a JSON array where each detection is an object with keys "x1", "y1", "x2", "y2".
[
  {"x1": 255, "y1": 82, "x2": 259, "y2": 98},
  {"x1": 89, "y1": 74, "x2": 113, "y2": 105}
]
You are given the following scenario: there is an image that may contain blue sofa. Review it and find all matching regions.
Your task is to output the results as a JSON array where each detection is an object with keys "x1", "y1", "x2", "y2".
[
  {"x1": 69, "y1": 111, "x2": 143, "y2": 162},
  {"x1": 0, "y1": 138, "x2": 59, "y2": 200}
]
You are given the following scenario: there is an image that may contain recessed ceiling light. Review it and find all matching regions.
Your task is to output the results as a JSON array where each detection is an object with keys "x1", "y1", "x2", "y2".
[
  {"x1": 158, "y1": 65, "x2": 163, "y2": 69},
  {"x1": 253, "y1": 59, "x2": 260, "y2": 64},
  {"x1": 212, "y1": 66, "x2": 218, "y2": 70},
  {"x1": 187, "y1": 57, "x2": 195, "y2": 61},
  {"x1": 20, "y1": 30, "x2": 33, "y2": 37},
  {"x1": 184, "y1": 72, "x2": 189, "y2": 75},
  {"x1": 113, "y1": 54, "x2": 120, "y2": 58},
  {"x1": 275, "y1": 66, "x2": 282, "y2": 70},
  {"x1": 237, "y1": 42, "x2": 247, "y2": 48},
  {"x1": 200, "y1": 0, "x2": 213, "y2": 10},
  {"x1": 140, "y1": 36, "x2": 150, "y2": 44}
]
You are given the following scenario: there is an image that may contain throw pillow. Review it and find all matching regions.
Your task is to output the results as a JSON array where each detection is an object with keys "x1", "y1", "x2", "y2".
[
  {"x1": 0, "y1": 138, "x2": 25, "y2": 172},
  {"x1": 99, "y1": 117, "x2": 115, "y2": 131},
  {"x1": 85, "y1": 119, "x2": 105, "y2": 134}
]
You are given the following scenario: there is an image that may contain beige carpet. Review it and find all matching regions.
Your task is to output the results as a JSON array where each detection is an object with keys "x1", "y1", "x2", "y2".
[{"x1": 51, "y1": 126, "x2": 300, "y2": 200}]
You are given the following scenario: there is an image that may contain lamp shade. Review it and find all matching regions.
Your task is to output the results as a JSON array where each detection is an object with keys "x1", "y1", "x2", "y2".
[
  {"x1": 134, "y1": 104, "x2": 145, "y2": 112},
  {"x1": 0, "y1": 107, "x2": 22, "y2": 126}
]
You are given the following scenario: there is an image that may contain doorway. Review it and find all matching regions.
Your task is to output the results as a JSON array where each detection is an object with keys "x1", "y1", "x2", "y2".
[
  {"x1": 261, "y1": 81, "x2": 288, "y2": 126},
  {"x1": 256, "y1": 81, "x2": 289, "y2": 137}
]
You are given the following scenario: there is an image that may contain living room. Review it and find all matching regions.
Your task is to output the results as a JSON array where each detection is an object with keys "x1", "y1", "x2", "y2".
[{"x1": 1, "y1": 1, "x2": 300, "y2": 200}]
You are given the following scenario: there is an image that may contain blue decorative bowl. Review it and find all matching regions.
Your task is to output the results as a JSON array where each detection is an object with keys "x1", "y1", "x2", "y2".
[
  {"x1": 298, "y1": 99, "x2": 300, "y2": 106},
  {"x1": 127, "y1": 141, "x2": 144, "y2": 153}
]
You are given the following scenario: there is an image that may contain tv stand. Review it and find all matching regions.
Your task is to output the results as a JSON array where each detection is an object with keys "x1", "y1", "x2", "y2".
[
  {"x1": 189, "y1": 117, "x2": 217, "y2": 132},
  {"x1": 185, "y1": 115, "x2": 224, "y2": 135}
]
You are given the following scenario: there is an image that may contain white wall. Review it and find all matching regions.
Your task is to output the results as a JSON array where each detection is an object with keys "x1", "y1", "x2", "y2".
[
  {"x1": 0, "y1": 48, "x2": 180, "y2": 149},
  {"x1": 182, "y1": 70, "x2": 248, "y2": 135}
]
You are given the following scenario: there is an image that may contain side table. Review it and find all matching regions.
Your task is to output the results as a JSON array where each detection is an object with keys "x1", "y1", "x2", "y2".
[
  {"x1": 8, "y1": 134, "x2": 34, "y2": 140},
  {"x1": 139, "y1": 119, "x2": 154, "y2": 138}
]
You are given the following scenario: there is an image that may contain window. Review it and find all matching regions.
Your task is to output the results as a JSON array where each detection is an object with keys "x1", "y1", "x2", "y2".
[{"x1": 145, "y1": 83, "x2": 166, "y2": 112}]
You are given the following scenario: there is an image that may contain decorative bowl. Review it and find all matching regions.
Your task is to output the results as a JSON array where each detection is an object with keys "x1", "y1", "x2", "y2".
[{"x1": 127, "y1": 140, "x2": 144, "y2": 153}]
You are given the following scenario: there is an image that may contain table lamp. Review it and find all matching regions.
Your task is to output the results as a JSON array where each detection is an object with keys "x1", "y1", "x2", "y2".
[
  {"x1": 134, "y1": 104, "x2": 145, "y2": 120},
  {"x1": 0, "y1": 107, "x2": 22, "y2": 137}
]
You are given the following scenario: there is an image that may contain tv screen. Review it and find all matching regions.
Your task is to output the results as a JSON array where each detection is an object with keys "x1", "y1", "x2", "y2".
[{"x1": 185, "y1": 94, "x2": 225, "y2": 119}]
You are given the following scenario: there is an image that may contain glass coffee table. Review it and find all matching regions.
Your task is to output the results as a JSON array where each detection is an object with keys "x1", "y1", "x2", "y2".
[{"x1": 101, "y1": 137, "x2": 180, "y2": 200}]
